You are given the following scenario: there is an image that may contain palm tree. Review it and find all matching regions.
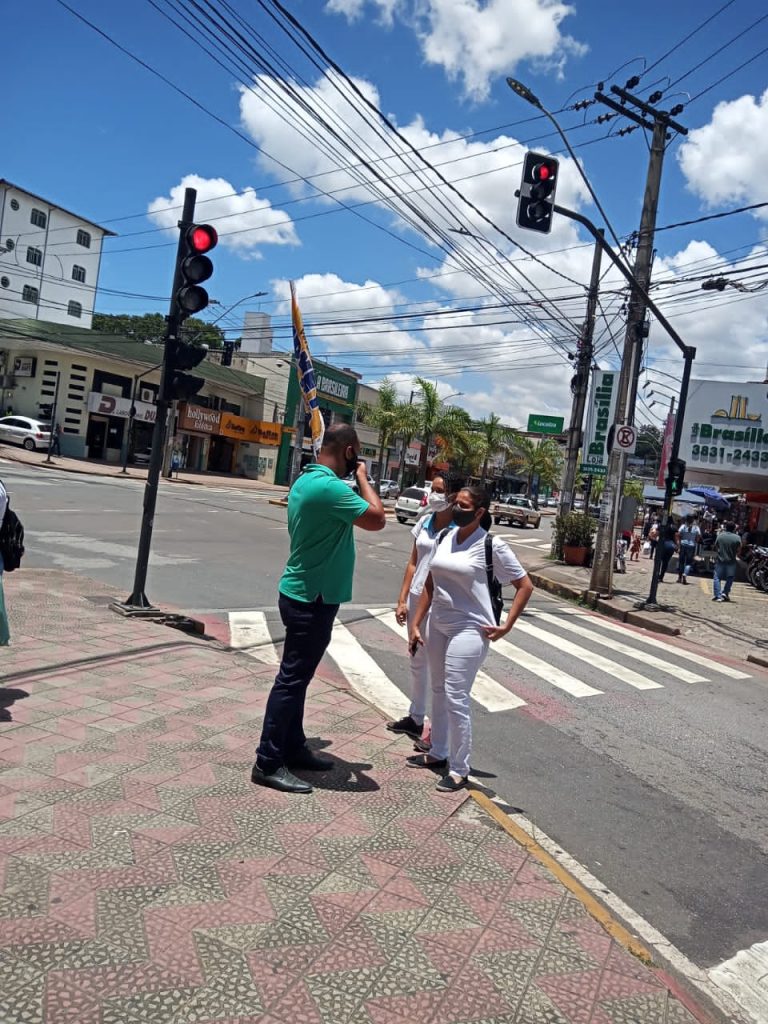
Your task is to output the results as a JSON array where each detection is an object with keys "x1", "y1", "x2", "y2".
[
  {"x1": 412, "y1": 378, "x2": 472, "y2": 486},
  {"x1": 356, "y1": 378, "x2": 419, "y2": 488},
  {"x1": 471, "y1": 414, "x2": 517, "y2": 488},
  {"x1": 507, "y1": 436, "x2": 563, "y2": 502}
]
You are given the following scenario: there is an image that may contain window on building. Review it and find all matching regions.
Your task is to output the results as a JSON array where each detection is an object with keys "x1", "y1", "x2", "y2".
[
  {"x1": 0, "y1": 276, "x2": 9, "y2": 289},
  {"x1": 9, "y1": 199, "x2": 19, "y2": 211},
  {"x1": 76, "y1": 229, "x2": 91, "y2": 248},
  {"x1": 4, "y1": 239, "x2": 14, "y2": 251},
  {"x1": 26, "y1": 246, "x2": 42, "y2": 267},
  {"x1": 22, "y1": 284, "x2": 39, "y2": 303},
  {"x1": 30, "y1": 208, "x2": 47, "y2": 229},
  {"x1": 67, "y1": 300, "x2": 82, "y2": 318},
  {"x1": 71, "y1": 264, "x2": 86, "y2": 283}
]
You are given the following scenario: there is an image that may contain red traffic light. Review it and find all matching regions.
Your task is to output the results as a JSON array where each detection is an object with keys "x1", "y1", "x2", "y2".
[
  {"x1": 187, "y1": 224, "x2": 218, "y2": 254},
  {"x1": 532, "y1": 160, "x2": 557, "y2": 183}
]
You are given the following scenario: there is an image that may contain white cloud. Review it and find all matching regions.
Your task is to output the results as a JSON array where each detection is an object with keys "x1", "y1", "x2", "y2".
[
  {"x1": 325, "y1": 0, "x2": 586, "y2": 101},
  {"x1": 147, "y1": 174, "x2": 299, "y2": 257},
  {"x1": 678, "y1": 90, "x2": 768, "y2": 215}
]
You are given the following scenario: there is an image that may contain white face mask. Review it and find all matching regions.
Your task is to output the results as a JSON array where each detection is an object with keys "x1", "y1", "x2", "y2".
[{"x1": 427, "y1": 491, "x2": 450, "y2": 511}]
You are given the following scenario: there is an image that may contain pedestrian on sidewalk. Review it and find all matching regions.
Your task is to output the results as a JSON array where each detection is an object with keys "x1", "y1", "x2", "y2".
[
  {"x1": 407, "y1": 487, "x2": 533, "y2": 792},
  {"x1": 388, "y1": 475, "x2": 456, "y2": 744},
  {"x1": 0, "y1": 479, "x2": 9, "y2": 646},
  {"x1": 629, "y1": 532, "x2": 641, "y2": 561},
  {"x1": 251, "y1": 425, "x2": 386, "y2": 794},
  {"x1": 648, "y1": 517, "x2": 660, "y2": 558},
  {"x1": 658, "y1": 518, "x2": 679, "y2": 583},
  {"x1": 712, "y1": 520, "x2": 742, "y2": 603},
  {"x1": 676, "y1": 514, "x2": 701, "y2": 584},
  {"x1": 51, "y1": 422, "x2": 61, "y2": 457}
]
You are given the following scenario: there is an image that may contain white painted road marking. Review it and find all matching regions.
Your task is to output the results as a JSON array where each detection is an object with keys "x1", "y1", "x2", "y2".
[
  {"x1": 529, "y1": 610, "x2": 708, "y2": 684},
  {"x1": 228, "y1": 611, "x2": 280, "y2": 666},
  {"x1": 709, "y1": 939, "x2": 768, "y2": 1023},
  {"x1": 327, "y1": 621, "x2": 410, "y2": 719},
  {"x1": 559, "y1": 607, "x2": 752, "y2": 680},
  {"x1": 371, "y1": 609, "x2": 526, "y2": 712},
  {"x1": 492, "y1": 636, "x2": 603, "y2": 698},
  {"x1": 514, "y1": 619, "x2": 663, "y2": 691}
]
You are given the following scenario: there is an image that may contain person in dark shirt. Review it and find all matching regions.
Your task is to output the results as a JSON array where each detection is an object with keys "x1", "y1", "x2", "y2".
[
  {"x1": 658, "y1": 518, "x2": 679, "y2": 583},
  {"x1": 713, "y1": 521, "x2": 742, "y2": 603}
]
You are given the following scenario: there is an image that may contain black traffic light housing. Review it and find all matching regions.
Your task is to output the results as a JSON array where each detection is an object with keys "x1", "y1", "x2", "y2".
[
  {"x1": 667, "y1": 458, "x2": 686, "y2": 496},
  {"x1": 174, "y1": 224, "x2": 218, "y2": 321},
  {"x1": 221, "y1": 341, "x2": 235, "y2": 367},
  {"x1": 517, "y1": 151, "x2": 559, "y2": 234},
  {"x1": 165, "y1": 339, "x2": 206, "y2": 402}
]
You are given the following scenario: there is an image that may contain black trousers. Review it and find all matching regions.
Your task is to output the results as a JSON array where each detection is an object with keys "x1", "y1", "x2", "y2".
[{"x1": 255, "y1": 593, "x2": 339, "y2": 773}]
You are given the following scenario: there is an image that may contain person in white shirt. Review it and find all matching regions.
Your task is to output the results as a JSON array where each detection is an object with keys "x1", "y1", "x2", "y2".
[
  {"x1": 676, "y1": 514, "x2": 701, "y2": 584},
  {"x1": 388, "y1": 476, "x2": 456, "y2": 742},
  {"x1": 407, "y1": 486, "x2": 534, "y2": 792}
]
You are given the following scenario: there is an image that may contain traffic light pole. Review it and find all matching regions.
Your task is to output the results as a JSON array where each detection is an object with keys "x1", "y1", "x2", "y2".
[
  {"x1": 123, "y1": 187, "x2": 197, "y2": 609},
  {"x1": 643, "y1": 355, "x2": 693, "y2": 607},
  {"x1": 556, "y1": 230, "x2": 603, "y2": 539}
]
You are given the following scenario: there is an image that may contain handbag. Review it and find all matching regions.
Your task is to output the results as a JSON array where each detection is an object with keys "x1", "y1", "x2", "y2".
[{"x1": 485, "y1": 534, "x2": 504, "y2": 626}]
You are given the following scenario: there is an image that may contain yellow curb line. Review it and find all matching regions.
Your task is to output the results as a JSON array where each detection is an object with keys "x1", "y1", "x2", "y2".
[{"x1": 469, "y1": 790, "x2": 655, "y2": 967}]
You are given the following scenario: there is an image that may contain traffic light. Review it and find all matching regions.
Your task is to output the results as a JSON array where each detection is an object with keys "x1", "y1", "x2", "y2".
[
  {"x1": 516, "y1": 151, "x2": 559, "y2": 234},
  {"x1": 667, "y1": 458, "x2": 686, "y2": 496},
  {"x1": 174, "y1": 224, "x2": 218, "y2": 321},
  {"x1": 221, "y1": 340, "x2": 235, "y2": 367},
  {"x1": 165, "y1": 339, "x2": 206, "y2": 402}
]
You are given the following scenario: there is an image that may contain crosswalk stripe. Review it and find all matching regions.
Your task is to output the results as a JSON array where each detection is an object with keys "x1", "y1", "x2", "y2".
[
  {"x1": 529, "y1": 611, "x2": 708, "y2": 684},
  {"x1": 491, "y1": 637, "x2": 603, "y2": 698},
  {"x1": 370, "y1": 609, "x2": 526, "y2": 712},
  {"x1": 513, "y1": 620, "x2": 663, "y2": 691},
  {"x1": 327, "y1": 622, "x2": 410, "y2": 719},
  {"x1": 228, "y1": 611, "x2": 280, "y2": 666},
  {"x1": 558, "y1": 607, "x2": 752, "y2": 679}
]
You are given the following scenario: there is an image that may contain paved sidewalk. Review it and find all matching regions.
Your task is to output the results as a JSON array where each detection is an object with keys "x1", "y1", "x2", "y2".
[
  {"x1": 0, "y1": 571, "x2": 709, "y2": 1023},
  {"x1": 517, "y1": 547, "x2": 768, "y2": 665}
]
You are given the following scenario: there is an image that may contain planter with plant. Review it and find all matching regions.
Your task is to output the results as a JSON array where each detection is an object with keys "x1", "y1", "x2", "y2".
[{"x1": 553, "y1": 511, "x2": 596, "y2": 566}]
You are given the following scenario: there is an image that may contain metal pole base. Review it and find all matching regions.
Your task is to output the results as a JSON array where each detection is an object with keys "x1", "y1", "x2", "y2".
[{"x1": 113, "y1": 596, "x2": 158, "y2": 616}]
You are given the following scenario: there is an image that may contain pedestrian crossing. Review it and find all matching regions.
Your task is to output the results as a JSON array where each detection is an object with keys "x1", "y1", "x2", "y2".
[{"x1": 224, "y1": 601, "x2": 758, "y2": 716}]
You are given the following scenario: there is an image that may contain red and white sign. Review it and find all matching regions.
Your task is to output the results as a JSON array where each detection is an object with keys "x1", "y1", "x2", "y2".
[
  {"x1": 614, "y1": 424, "x2": 637, "y2": 454},
  {"x1": 658, "y1": 412, "x2": 675, "y2": 487}
]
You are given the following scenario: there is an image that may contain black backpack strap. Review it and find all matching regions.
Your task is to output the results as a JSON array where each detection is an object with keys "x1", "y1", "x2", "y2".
[
  {"x1": 484, "y1": 532, "x2": 494, "y2": 590},
  {"x1": 437, "y1": 527, "x2": 451, "y2": 545}
]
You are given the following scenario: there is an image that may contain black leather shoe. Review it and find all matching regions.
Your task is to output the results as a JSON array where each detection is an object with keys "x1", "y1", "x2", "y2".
[
  {"x1": 250, "y1": 765, "x2": 313, "y2": 794},
  {"x1": 286, "y1": 748, "x2": 334, "y2": 772}
]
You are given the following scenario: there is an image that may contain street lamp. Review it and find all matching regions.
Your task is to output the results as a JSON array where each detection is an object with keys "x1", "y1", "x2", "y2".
[
  {"x1": 208, "y1": 291, "x2": 267, "y2": 327},
  {"x1": 122, "y1": 362, "x2": 163, "y2": 474}
]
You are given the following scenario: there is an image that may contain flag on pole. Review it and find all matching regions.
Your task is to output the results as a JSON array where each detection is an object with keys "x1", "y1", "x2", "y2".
[{"x1": 290, "y1": 281, "x2": 325, "y2": 459}]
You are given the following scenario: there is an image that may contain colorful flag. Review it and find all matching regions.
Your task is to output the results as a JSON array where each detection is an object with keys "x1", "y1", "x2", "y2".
[
  {"x1": 657, "y1": 410, "x2": 675, "y2": 488},
  {"x1": 290, "y1": 281, "x2": 325, "y2": 459}
]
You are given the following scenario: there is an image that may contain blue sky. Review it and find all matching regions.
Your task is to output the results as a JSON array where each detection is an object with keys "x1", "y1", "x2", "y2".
[{"x1": 4, "y1": 0, "x2": 768, "y2": 426}]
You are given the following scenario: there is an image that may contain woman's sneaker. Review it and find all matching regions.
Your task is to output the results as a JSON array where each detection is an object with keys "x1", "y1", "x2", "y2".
[{"x1": 386, "y1": 715, "x2": 423, "y2": 741}]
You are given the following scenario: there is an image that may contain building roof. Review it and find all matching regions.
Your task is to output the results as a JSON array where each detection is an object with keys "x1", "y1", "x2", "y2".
[
  {"x1": 0, "y1": 319, "x2": 265, "y2": 397},
  {"x1": 0, "y1": 180, "x2": 118, "y2": 237}
]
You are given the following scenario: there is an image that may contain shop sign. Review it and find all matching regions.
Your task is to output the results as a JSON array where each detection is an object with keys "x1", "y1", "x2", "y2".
[
  {"x1": 179, "y1": 404, "x2": 221, "y2": 435},
  {"x1": 580, "y1": 371, "x2": 617, "y2": 477},
  {"x1": 680, "y1": 380, "x2": 768, "y2": 478},
  {"x1": 87, "y1": 391, "x2": 157, "y2": 422},
  {"x1": 219, "y1": 413, "x2": 282, "y2": 446},
  {"x1": 316, "y1": 372, "x2": 353, "y2": 403},
  {"x1": 405, "y1": 447, "x2": 420, "y2": 466},
  {"x1": 13, "y1": 356, "x2": 37, "y2": 378}
]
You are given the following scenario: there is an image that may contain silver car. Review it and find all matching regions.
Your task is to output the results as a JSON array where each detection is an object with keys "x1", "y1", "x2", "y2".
[
  {"x1": 379, "y1": 479, "x2": 400, "y2": 499},
  {"x1": 394, "y1": 485, "x2": 431, "y2": 524},
  {"x1": 0, "y1": 416, "x2": 52, "y2": 451}
]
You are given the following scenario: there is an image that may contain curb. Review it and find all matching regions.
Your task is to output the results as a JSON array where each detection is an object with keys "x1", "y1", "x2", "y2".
[
  {"x1": 526, "y1": 569, "x2": 681, "y2": 637},
  {"x1": 469, "y1": 791, "x2": 724, "y2": 1024},
  {"x1": 746, "y1": 652, "x2": 768, "y2": 669}
]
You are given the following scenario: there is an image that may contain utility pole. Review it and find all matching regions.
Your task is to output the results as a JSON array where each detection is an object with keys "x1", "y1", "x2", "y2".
[
  {"x1": 589, "y1": 87, "x2": 687, "y2": 594},
  {"x1": 556, "y1": 230, "x2": 603, "y2": 542},
  {"x1": 44, "y1": 371, "x2": 60, "y2": 464}
]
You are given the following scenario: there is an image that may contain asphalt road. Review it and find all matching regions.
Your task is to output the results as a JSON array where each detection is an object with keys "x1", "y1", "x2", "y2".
[{"x1": 3, "y1": 459, "x2": 768, "y2": 990}]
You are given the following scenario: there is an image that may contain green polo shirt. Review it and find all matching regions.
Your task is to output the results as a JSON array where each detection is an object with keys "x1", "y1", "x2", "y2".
[{"x1": 279, "y1": 464, "x2": 370, "y2": 604}]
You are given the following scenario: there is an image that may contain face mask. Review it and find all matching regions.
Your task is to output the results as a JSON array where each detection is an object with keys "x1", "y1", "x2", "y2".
[
  {"x1": 428, "y1": 492, "x2": 450, "y2": 511},
  {"x1": 345, "y1": 450, "x2": 359, "y2": 476},
  {"x1": 452, "y1": 505, "x2": 477, "y2": 528}
]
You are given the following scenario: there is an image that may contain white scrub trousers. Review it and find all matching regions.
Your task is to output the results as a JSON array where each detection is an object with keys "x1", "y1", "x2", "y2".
[
  {"x1": 407, "y1": 590, "x2": 429, "y2": 723},
  {"x1": 427, "y1": 619, "x2": 489, "y2": 777}
]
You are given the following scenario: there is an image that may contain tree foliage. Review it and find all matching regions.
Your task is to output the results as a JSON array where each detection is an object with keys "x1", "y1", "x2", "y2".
[
  {"x1": 357, "y1": 378, "x2": 421, "y2": 487},
  {"x1": 92, "y1": 313, "x2": 225, "y2": 349},
  {"x1": 507, "y1": 436, "x2": 563, "y2": 496},
  {"x1": 412, "y1": 378, "x2": 472, "y2": 486}
]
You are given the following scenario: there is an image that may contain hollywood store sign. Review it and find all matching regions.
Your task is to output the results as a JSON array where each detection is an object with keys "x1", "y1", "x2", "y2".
[{"x1": 679, "y1": 380, "x2": 768, "y2": 478}]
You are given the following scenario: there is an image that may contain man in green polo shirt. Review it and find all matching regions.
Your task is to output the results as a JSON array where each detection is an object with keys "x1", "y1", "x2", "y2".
[{"x1": 252, "y1": 423, "x2": 386, "y2": 793}]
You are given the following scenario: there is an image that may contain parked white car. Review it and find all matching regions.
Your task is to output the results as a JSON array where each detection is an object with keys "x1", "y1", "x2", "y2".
[
  {"x1": 394, "y1": 485, "x2": 432, "y2": 524},
  {"x1": 0, "y1": 416, "x2": 52, "y2": 451}
]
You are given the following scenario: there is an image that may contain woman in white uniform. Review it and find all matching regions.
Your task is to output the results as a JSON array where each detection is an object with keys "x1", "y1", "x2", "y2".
[
  {"x1": 407, "y1": 486, "x2": 533, "y2": 792},
  {"x1": 387, "y1": 476, "x2": 455, "y2": 741}
]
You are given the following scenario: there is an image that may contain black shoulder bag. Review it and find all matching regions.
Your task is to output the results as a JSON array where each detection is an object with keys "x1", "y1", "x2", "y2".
[{"x1": 485, "y1": 533, "x2": 504, "y2": 626}]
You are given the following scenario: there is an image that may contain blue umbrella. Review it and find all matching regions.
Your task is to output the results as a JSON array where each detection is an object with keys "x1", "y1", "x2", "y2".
[{"x1": 684, "y1": 486, "x2": 731, "y2": 512}]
